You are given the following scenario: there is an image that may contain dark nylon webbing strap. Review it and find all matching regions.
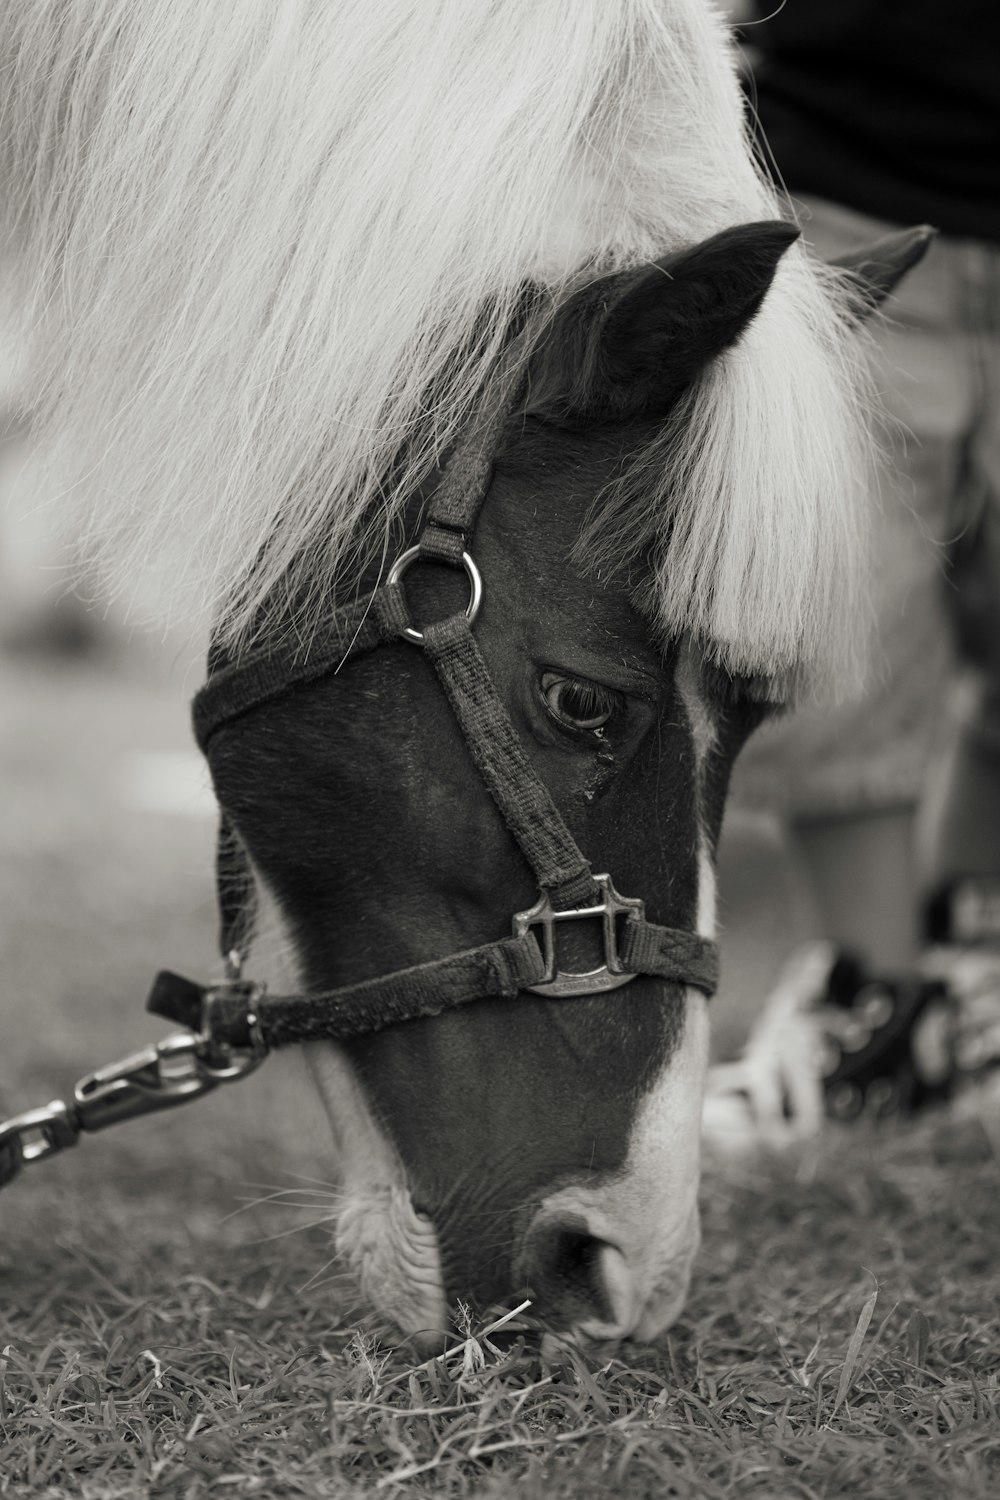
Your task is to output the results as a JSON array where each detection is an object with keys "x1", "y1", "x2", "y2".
[
  {"x1": 148, "y1": 914, "x2": 719, "y2": 1048},
  {"x1": 619, "y1": 919, "x2": 719, "y2": 998},
  {"x1": 192, "y1": 585, "x2": 410, "y2": 752},
  {"x1": 422, "y1": 614, "x2": 598, "y2": 909},
  {"x1": 418, "y1": 330, "x2": 533, "y2": 564},
  {"x1": 199, "y1": 933, "x2": 549, "y2": 1048}
]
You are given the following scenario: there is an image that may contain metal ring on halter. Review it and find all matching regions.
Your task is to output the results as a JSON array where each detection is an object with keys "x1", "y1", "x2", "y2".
[{"x1": 386, "y1": 546, "x2": 483, "y2": 645}]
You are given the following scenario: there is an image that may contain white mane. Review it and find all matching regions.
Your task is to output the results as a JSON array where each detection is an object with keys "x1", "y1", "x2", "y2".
[{"x1": 0, "y1": 0, "x2": 873, "y2": 696}]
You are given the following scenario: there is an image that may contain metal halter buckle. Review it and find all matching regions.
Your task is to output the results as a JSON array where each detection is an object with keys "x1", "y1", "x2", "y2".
[
  {"x1": 512, "y1": 873, "x2": 644, "y2": 997},
  {"x1": 385, "y1": 544, "x2": 483, "y2": 645}
]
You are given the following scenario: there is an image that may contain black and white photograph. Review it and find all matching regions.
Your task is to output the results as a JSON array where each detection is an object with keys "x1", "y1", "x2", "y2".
[{"x1": 1, "y1": 2, "x2": 997, "y2": 1494}]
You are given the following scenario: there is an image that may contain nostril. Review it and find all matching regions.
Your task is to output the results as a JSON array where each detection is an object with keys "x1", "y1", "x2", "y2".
[
  {"x1": 549, "y1": 1227, "x2": 607, "y2": 1311},
  {"x1": 521, "y1": 1213, "x2": 635, "y2": 1336}
]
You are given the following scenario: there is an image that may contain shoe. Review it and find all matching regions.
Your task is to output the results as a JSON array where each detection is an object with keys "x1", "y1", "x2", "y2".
[
  {"x1": 818, "y1": 955, "x2": 956, "y2": 1120},
  {"x1": 703, "y1": 942, "x2": 966, "y2": 1148}
]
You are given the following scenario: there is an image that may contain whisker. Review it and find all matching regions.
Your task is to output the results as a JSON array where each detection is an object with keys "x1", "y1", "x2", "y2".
[
  {"x1": 233, "y1": 1197, "x2": 341, "y2": 1214},
  {"x1": 244, "y1": 1215, "x2": 339, "y2": 1247},
  {"x1": 296, "y1": 1252, "x2": 347, "y2": 1294},
  {"x1": 221, "y1": 1185, "x2": 345, "y2": 1222},
  {"x1": 262, "y1": 1168, "x2": 346, "y2": 1190},
  {"x1": 238, "y1": 1178, "x2": 344, "y2": 1195}
]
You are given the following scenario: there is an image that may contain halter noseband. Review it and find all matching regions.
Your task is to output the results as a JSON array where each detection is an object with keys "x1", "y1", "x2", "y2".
[{"x1": 148, "y1": 342, "x2": 720, "y2": 1056}]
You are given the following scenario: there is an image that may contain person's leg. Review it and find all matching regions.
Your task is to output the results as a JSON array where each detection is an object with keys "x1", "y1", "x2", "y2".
[{"x1": 793, "y1": 807, "x2": 920, "y2": 971}]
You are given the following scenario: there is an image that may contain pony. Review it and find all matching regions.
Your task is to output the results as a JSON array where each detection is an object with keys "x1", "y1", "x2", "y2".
[{"x1": 0, "y1": 0, "x2": 909, "y2": 1345}]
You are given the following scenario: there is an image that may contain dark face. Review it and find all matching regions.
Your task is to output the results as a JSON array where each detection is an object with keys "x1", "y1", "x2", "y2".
[
  {"x1": 203, "y1": 223, "x2": 795, "y2": 1343},
  {"x1": 207, "y1": 412, "x2": 768, "y2": 1342}
]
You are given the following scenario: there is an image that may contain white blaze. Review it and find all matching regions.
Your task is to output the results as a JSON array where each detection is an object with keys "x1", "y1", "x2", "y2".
[{"x1": 306, "y1": 1045, "x2": 448, "y2": 1340}]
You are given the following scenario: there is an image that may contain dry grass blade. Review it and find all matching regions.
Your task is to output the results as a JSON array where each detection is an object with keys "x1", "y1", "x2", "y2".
[
  {"x1": 907, "y1": 1307, "x2": 931, "y2": 1370},
  {"x1": 834, "y1": 1279, "x2": 878, "y2": 1413}
]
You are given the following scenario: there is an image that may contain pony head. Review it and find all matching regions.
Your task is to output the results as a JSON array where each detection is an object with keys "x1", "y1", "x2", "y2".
[{"x1": 204, "y1": 221, "x2": 820, "y2": 1344}]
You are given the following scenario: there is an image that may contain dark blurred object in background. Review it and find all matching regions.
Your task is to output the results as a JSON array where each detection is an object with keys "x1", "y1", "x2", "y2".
[{"x1": 747, "y1": 1, "x2": 1000, "y2": 243}]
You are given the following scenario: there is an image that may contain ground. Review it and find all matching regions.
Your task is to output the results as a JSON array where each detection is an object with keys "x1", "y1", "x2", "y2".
[{"x1": 1, "y1": 645, "x2": 998, "y2": 1498}]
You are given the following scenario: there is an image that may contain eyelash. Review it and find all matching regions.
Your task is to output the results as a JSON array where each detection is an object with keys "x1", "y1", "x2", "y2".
[{"x1": 539, "y1": 670, "x2": 625, "y2": 734}]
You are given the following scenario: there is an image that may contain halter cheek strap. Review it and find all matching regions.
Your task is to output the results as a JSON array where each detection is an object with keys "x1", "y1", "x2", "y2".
[{"x1": 153, "y1": 346, "x2": 719, "y2": 1052}]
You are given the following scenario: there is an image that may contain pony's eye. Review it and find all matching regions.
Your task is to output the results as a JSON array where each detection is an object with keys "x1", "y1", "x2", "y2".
[{"x1": 540, "y1": 671, "x2": 623, "y2": 732}]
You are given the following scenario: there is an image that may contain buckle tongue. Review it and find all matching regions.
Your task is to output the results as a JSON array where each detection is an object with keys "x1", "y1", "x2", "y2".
[{"x1": 512, "y1": 873, "x2": 644, "y2": 997}]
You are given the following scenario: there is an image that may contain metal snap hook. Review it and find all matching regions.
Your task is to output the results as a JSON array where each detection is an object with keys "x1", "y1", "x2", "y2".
[{"x1": 385, "y1": 546, "x2": 483, "y2": 645}]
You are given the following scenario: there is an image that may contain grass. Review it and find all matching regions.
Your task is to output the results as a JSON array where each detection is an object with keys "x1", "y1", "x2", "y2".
[
  {"x1": 2, "y1": 651, "x2": 999, "y2": 1498},
  {"x1": 4, "y1": 1124, "x2": 999, "y2": 1498}
]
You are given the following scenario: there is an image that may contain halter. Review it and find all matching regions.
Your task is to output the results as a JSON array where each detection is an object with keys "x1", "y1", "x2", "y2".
[
  {"x1": 153, "y1": 342, "x2": 719, "y2": 1051},
  {"x1": 0, "y1": 340, "x2": 718, "y2": 1187}
]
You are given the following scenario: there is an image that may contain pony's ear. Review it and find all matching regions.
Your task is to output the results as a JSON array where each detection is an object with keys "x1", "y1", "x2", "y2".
[
  {"x1": 527, "y1": 220, "x2": 800, "y2": 425},
  {"x1": 830, "y1": 224, "x2": 936, "y2": 320}
]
